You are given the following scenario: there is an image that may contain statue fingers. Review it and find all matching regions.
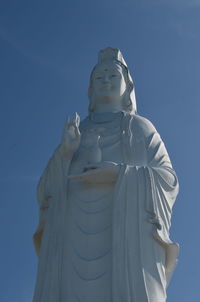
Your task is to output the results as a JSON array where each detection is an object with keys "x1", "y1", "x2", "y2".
[
  {"x1": 63, "y1": 114, "x2": 70, "y2": 129},
  {"x1": 147, "y1": 217, "x2": 162, "y2": 230},
  {"x1": 71, "y1": 112, "x2": 80, "y2": 127},
  {"x1": 74, "y1": 124, "x2": 81, "y2": 139},
  {"x1": 62, "y1": 114, "x2": 71, "y2": 138},
  {"x1": 75, "y1": 112, "x2": 80, "y2": 127}
]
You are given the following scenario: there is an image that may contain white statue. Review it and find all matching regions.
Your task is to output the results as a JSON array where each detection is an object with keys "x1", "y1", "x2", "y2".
[{"x1": 33, "y1": 47, "x2": 179, "y2": 302}]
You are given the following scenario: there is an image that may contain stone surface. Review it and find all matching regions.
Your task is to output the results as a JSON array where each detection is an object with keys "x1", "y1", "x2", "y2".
[{"x1": 33, "y1": 47, "x2": 179, "y2": 302}]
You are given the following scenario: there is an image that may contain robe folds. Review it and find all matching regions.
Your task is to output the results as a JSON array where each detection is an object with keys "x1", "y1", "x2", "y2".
[{"x1": 33, "y1": 112, "x2": 179, "y2": 302}]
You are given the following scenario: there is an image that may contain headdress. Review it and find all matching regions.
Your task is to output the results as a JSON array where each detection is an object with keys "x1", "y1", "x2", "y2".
[{"x1": 98, "y1": 47, "x2": 127, "y2": 66}]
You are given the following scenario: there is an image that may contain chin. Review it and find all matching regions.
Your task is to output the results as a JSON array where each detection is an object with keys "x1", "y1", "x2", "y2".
[{"x1": 101, "y1": 96, "x2": 115, "y2": 104}]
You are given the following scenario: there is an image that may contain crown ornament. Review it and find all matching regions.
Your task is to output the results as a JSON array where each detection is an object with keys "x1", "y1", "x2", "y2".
[{"x1": 98, "y1": 47, "x2": 128, "y2": 67}]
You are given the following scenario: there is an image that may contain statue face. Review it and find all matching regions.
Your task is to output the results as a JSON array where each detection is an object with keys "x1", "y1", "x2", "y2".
[{"x1": 91, "y1": 62, "x2": 127, "y2": 105}]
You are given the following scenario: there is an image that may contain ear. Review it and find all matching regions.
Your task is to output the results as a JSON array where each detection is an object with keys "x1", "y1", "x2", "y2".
[
  {"x1": 88, "y1": 86, "x2": 96, "y2": 112},
  {"x1": 88, "y1": 98, "x2": 96, "y2": 112},
  {"x1": 122, "y1": 90, "x2": 131, "y2": 111}
]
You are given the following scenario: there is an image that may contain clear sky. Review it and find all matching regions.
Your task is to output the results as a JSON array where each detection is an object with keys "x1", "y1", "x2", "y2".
[{"x1": 0, "y1": 0, "x2": 199, "y2": 301}]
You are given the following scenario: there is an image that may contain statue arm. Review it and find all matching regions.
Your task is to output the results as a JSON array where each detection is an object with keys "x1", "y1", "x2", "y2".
[
  {"x1": 33, "y1": 146, "x2": 73, "y2": 255},
  {"x1": 131, "y1": 114, "x2": 178, "y2": 188},
  {"x1": 131, "y1": 115, "x2": 179, "y2": 230},
  {"x1": 120, "y1": 115, "x2": 179, "y2": 285}
]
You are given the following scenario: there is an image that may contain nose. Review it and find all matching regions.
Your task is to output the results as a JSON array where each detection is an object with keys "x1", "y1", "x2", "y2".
[{"x1": 102, "y1": 74, "x2": 110, "y2": 83}]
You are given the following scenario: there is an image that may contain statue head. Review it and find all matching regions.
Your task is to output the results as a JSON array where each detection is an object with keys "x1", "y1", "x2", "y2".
[{"x1": 88, "y1": 47, "x2": 137, "y2": 114}]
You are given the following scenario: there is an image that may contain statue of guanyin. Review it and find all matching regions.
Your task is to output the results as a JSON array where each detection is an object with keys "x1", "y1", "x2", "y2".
[{"x1": 33, "y1": 47, "x2": 179, "y2": 302}]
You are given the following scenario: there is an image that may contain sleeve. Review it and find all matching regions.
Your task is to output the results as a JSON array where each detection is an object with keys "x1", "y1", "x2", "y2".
[
  {"x1": 33, "y1": 146, "x2": 72, "y2": 255},
  {"x1": 131, "y1": 115, "x2": 179, "y2": 283}
]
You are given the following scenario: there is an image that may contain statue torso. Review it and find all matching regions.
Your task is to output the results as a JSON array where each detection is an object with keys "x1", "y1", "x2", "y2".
[{"x1": 65, "y1": 111, "x2": 124, "y2": 302}]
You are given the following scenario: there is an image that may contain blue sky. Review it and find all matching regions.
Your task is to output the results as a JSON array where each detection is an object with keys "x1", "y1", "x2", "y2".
[{"x1": 0, "y1": 0, "x2": 199, "y2": 301}]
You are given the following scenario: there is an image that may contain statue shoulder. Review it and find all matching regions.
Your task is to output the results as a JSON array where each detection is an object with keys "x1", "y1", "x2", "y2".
[{"x1": 130, "y1": 114, "x2": 157, "y2": 139}]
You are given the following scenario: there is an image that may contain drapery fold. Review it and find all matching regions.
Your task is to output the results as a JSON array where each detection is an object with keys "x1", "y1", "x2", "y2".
[
  {"x1": 33, "y1": 147, "x2": 72, "y2": 302},
  {"x1": 111, "y1": 114, "x2": 179, "y2": 302},
  {"x1": 32, "y1": 113, "x2": 179, "y2": 302}
]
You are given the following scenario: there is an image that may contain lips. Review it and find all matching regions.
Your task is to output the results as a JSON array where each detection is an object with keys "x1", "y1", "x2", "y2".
[{"x1": 100, "y1": 85, "x2": 112, "y2": 90}]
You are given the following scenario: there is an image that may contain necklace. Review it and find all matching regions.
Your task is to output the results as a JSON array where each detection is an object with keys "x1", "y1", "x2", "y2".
[{"x1": 89, "y1": 111, "x2": 123, "y2": 124}]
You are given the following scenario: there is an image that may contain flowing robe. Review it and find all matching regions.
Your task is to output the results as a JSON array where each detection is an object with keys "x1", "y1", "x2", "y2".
[{"x1": 33, "y1": 112, "x2": 179, "y2": 302}]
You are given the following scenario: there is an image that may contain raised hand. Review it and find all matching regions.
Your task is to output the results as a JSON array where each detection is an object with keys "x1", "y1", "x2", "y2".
[{"x1": 59, "y1": 112, "x2": 81, "y2": 156}]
